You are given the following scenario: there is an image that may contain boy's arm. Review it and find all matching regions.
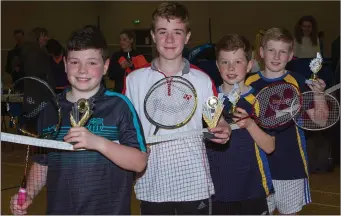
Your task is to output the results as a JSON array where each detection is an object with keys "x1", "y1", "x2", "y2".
[
  {"x1": 26, "y1": 162, "x2": 48, "y2": 199},
  {"x1": 246, "y1": 122, "x2": 275, "y2": 154},
  {"x1": 233, "y1": 107, "x2": 275, "y2": 154},
  {"x1": 97, "y1": 139, "x2": 147, "y2": 172}
]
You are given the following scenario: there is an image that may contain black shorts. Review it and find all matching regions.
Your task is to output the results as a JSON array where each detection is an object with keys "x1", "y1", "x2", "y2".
[
  {"x1": 212, "y1": 197, "x2": 269, "y2": 215},
  {"x1": 140, "y1": 199, "x2": 210, "y2": 215}
]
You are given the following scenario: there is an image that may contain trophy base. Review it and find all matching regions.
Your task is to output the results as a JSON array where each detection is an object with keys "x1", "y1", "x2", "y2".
[{"x1": 203, "y1": 131, "x2": 217, "y2": 140}]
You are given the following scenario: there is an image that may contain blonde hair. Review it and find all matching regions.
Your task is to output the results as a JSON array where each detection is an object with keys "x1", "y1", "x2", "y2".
[
  {"x1": 252, "y1": 29, "x2": 267, "y2": 70},
  {"x1": 261, "y1": 27, "x2": 294, "y2": 51}
]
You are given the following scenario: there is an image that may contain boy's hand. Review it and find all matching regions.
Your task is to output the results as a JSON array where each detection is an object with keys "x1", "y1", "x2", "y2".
[
  {"x1": 307, "y1": 78, "x2": 326, "y2": 92},
  {"x1": 64, "y1": 127, "x2": 105, "y2": 151},
  {"x1": 208, "y1": 117, "x2": 231, "y2": 144},
  {"x1": 232, "y1": 107, "x2": 254, "y2": 129},
  {"x1": 10, "y1": 193, "x2": 33, "y2": 215}
]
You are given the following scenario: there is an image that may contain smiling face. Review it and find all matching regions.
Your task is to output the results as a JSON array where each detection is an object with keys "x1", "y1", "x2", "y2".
[
  {"x1": 217, "y1": 48, "x2": 252, "y2": 85},
  {"x1": 260, "y1": 40, "x2": 293, "y2": 73},
  {"x1": 151, "y1": 17, "x2": 191, "y2": 61},
  {"x1": 64, "y1": 49, "x2": 109, "y2": 98}
]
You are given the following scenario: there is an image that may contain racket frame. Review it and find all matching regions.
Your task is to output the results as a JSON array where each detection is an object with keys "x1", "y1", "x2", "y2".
[
  {"x1": 144, "y1": 76, "x2": 198, "y2": 134},
  {"x1": 6, "y1": 76, "x2": 62, "y2": 138},
  {"x1": 235, "y1": 82, "x2": 303, "y2": 129},
  {"x1": 291, "y1": 90, "x2": 340, "y2": 131}
]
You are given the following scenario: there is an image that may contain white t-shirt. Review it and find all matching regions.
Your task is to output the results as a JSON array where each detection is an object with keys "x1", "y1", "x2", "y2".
[
  {"x1": 124, "y1": 58, "x2": 216, "y2": 202},
  {"x1": 294, "y1": 37, "x2": 320, "y2": 58}
]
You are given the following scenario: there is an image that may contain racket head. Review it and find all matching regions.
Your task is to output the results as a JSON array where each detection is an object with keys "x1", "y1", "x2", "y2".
[
  {"x1": 144, "y1": 76, "x2": 197, "y2": 131},
  {"x1": 251, "y1": 82, "x2": 302, "y2": 128},
  {"x1": 292, "y1": 91, "x2": 340, "y2": 131},
  {"x1": 6, "y1": 76, "x2": 61, "y2": 138}
]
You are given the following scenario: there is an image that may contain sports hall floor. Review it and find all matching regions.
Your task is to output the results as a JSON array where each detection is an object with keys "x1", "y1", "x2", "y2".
[{"x1": 1, "y1": 141, "x2": 340, "y2": 215}]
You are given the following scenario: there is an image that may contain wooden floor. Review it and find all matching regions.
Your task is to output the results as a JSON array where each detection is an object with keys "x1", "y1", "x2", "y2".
[{"x1": 1, "y1": 148, "x2": 340, "y2": 215}]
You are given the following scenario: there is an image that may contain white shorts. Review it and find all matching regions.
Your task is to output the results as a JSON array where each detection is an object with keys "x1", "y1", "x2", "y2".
[{"x1": 267, "y1": 179, "x2": 311, "y2": 214}]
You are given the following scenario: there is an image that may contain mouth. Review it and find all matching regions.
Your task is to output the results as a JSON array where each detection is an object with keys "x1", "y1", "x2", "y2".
[
  {"x1": 226, "y1": 74, "x2": 238, "y2": 79},
  {"x1": 271, "y1": 62, "x2": 281, "y2": 66},
  {"x1": 76, "y1": 77, "x2": 91, "y2": 83}
]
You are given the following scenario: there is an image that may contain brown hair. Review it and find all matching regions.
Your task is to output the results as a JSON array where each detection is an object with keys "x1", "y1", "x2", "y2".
[
  {"x1": 261, "y1": 27, "x2": 294, "y2": 51},
  {"x1": 294, "y1": 15, "x2": 318, "y2": 45},
  {"x1": 215, "y1": 34, "x2": 251, "y2": 61},
  {"x1": 151, "y1": 2, "x2": 190, "y2": 32}
]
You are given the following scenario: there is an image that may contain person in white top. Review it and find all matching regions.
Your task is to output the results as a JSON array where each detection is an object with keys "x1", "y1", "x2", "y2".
[
  {"x1": 124, "y1": 2, "x2": 232, "y2": 215},
  {"x1": 294, "y1": 15, "x2": 320, "y2": 58}
]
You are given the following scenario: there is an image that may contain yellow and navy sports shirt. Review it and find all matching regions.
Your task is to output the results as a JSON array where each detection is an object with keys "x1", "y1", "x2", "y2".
[
  {"x1": 207, "y1": 87, "x2": 273, "y2": 202},
  {"x1": 245, "y1": 71, "x2": 309, "y2": 180},
  {"x1": 34, "y1": 85, "x2": 146, "y2": 215}
]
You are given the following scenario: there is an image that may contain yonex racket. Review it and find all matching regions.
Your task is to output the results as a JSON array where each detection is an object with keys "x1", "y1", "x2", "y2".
[
  {"x1": 144, "y1": 76, "x2": 197, "y2": 135},
  {"x1": 4, "y1": 76, "x2": 61, "y2": 208}
]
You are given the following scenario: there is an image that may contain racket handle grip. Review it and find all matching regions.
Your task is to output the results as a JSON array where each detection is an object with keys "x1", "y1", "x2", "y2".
[{"x1": 17, "y1": 188, "x2": 27, "y2": 206}]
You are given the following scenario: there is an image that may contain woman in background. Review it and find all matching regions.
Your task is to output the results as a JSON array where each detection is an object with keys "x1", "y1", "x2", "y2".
[
  {"x1": 294, "y1": 15, "x2": 320, "y2": 58},
  {"x1": 107, "y1": 30, "x2": 148, "y2": 93}
]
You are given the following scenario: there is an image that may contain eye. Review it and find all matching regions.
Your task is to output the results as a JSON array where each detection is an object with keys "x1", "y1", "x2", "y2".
[
  {"x1": 69, "y1": 61, "x2": 78, "y2": 65},
  {"x1": 280, "y1": 50, "x2": 287, "y2": 54},
  {"x1": 268, "y1": 48, "x2": 274, "y2": 52},
  {"x1": 236, "y1": 60, "x2": 241, "y2": 64},
  {"x1": 89, "y1": 62, "x2": 98, "y2": 66},
  {"x1": 159, "y1": 31, "x2": 166, "y2": 35},
  {"x1": 221, "y1": 60, "x2": 228, "y2": 64}
]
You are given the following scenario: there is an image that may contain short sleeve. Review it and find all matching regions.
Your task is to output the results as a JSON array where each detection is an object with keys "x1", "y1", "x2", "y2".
[{"x1": 117, "y1": 96, "x2": 147, "y2": 152}]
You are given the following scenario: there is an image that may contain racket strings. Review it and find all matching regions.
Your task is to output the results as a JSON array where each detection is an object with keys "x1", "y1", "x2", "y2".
[
  {"x1": 255, "y1": 83, "x2": 300, "y2": 128},
  {"x1": 145, "y1": 79, "x2": 197, "y2": 127},
  {"x1": 293, "y1": 92, "x2": 340, "y2": 130}
]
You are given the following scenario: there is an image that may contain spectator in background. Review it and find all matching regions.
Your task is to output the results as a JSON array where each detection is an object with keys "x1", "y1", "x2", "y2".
[
  {"x1": 5, "y1": 29, "x2": 25, "y2": 83},
  {"x1": 251, "y1": 28, "x2": 266, "y2": 72},
  {"x1": 46, "y1": 38, "x2": 69, "y2": 93},
  {"x1": 294, "y1": 15, "x2": 320, "y2": 58},
  {"x1": 107, "y1": 30, "x2": 148, "y2": 93},
  {"x1": 20, "y1": 27, "x2": 55, "y2": 88}
]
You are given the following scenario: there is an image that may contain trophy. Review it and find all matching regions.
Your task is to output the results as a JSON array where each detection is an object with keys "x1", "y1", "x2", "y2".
[
  {"x1": 203, "y1": 93, "x2": 226, "y2": 129},
  {"x1": 307, "y1": 52, "x2": 323, "y2": 84},
  {"x1": 70, "y1": 98, "x2": 94, "y2": 127},
  {"x1": 227, "y1": 83, "x2": 241, "y2": 115}
]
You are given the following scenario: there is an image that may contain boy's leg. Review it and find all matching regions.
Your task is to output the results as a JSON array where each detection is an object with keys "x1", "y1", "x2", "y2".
[
  {"x1": 175, "y1": 199, "x2": 210, "y2": 215},
  {"x1": 240, "y1": 197, "x2": 269, "y2": 215},
  {"x1": 140, "y1": 201, "x2": 175, "y2": 215},
  {"x1": 268, "y1": 179, "x2": 311, "y2": 214},
  {"x1": 211, "y1": 199, "x2": 241, "y2": 215}
]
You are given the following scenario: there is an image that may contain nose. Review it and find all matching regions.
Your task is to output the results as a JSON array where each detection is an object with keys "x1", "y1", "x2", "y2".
[
  {"x1": 79, "y1": 63, "x2": 87, "y2": 74},
  {"x1": 227, "y1": 62, "x2": 235, "y2": 71},
  {"x1": 165, "y1": 33, "x2": 174, "y2": 43},
  {"x1": 274, "y1": 51, "x2": 280, "y2": 60}
]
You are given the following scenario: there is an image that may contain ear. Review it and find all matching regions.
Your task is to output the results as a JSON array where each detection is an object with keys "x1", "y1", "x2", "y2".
[
  {"x1": 259, "y1": 46, "x2": 265, "y2": 59},
  {"x1": 246, "y1": 60, "x2": 253, "y2": 73},
  {"x1": 63, "y1": 57, "x2": 68, "y2": 73},
  {"x1": 215, "y1": 60, "x2": 220, "y2": 70},
  {"x1": 103, "y1": 59, "x2": 110, "y2": 75},
  {"x1": 288, "y1": 50, "x2": 294, "y2": 62},
  {"x1": 185, "y1": 31, "x2": 191, "y2": 44},
  {"x1": 150, "y1": 30, "x2": 156, "y2": 44}
]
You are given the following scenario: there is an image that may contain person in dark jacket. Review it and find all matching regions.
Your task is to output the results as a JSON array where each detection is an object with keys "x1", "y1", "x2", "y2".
[
  {"x1": 107, "y1": 30, "x2": 148, "y2": 93},
  {"x1": 5, "y1": 29, "x2": 25, "y2": 83},
  {"x1": 46, "y1": 38, "x2": 69, "y2": 93}
]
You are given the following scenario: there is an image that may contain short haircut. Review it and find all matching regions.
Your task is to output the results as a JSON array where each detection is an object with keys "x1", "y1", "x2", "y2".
[
  {"x1": 151, "y1": 2, "x2": 190, "y2": 32},
  {"x1": 215, "y1": 34, "x2": 251, "y2": 61},
  {"x1": 66, "y1": 25, "x2": 109, "y2": 61},
  {"x1": 46, "y1": 39, "x2": 64, "y2": 56},
  {"x1": 13, "y1": 29, "x2": 24, "y2": 35},
  {"x1": 261, "y1": 27, "x2": 294, "y2": 51}
]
